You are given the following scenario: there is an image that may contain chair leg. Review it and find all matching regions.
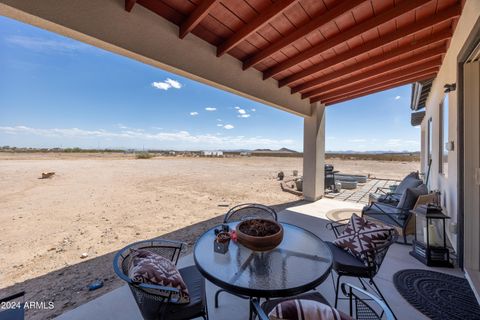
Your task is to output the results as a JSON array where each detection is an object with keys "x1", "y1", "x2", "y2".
[
  {"x1": 249, "y1": 298, "x2": 254, "y2": 320},
  {"x1": 214, "y1": 289, "x2": 224, "y2": 308},
  {"x1": 370, "y1": 278, "x2": 397, "y2": 320},
  {"x1": 334, "y1": 274, "x2": 342, "y2": 308},
  {"x1": 357, "y1": 277, "x2": 367, "y2": 290}
]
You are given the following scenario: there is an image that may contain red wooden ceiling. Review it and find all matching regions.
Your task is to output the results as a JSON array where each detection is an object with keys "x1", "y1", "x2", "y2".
[{"x1": 126, "y1": 0, "x2": 463, "y2": 106}]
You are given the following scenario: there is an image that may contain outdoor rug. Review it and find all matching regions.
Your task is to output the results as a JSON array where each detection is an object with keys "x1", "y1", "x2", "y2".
[{"x1": 393, "y1": 269, "x2": 480, "y2": 320}]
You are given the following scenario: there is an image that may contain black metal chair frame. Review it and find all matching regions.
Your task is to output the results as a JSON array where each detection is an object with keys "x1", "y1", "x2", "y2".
[
  {"x1": 113, "y1": 239, "x2": 208, "y2": 320},
  {"x1": 222, "y1": 203, "x2": 278, "y2": 223},
  {"x1": 364, "y1": 190, "x2": 419, "y2": 244},
  {"x1": 326, "y1": 220, "x2": 397, "y2": 320},
  {"x1": 250, "y1": 283, "x2": 394, "y2": 320},
  {"x1": 0, "y1": 291, "x2": 25, "y2": 320},
  {"x1": 215, "y1": 203, "x2": 277, "y2": 310}
]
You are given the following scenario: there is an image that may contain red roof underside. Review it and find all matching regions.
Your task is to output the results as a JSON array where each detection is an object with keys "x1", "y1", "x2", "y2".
[{"x1": 128, "y1": 0, "x2": 463, "y2": 106}]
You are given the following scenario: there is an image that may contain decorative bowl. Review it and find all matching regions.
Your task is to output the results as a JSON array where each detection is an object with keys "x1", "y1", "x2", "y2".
[{"x1": 236, "y1": 219, "x2": 283, "y2": 251}]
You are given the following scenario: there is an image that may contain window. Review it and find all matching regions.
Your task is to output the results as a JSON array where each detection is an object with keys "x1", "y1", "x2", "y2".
[{"x1": 440, "y1": 94, "x2": 449, "y2": 177}]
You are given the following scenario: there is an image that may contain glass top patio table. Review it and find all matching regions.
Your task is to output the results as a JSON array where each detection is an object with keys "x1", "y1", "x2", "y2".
[{"x1": 193, "y1": 222, "x2": 333, "y2": 298}]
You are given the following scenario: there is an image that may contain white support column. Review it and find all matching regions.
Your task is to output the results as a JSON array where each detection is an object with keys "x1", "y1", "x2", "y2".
[{"x1": 303, "y1": 102, "x2": 326, "y2": 201}]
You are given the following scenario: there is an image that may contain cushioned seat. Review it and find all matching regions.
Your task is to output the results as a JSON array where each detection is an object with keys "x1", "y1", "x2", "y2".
[
  {"x1": 261, "y1": 292, "x2": 330, "y2": 315},
  {"x1": 326, "y1": 242, "x2": 374, "y2": 278},
  {"x1": 362, "y1": 202, "x2": 407, "y2": 226},
  {"x1": 165, "y1": 266, "x2": 207, "y2": 320}
]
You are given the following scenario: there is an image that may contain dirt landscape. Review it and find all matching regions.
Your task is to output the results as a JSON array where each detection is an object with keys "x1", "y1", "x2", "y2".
[{"x1": 0, "y1": 153, "x2": 420, "y2": 319}]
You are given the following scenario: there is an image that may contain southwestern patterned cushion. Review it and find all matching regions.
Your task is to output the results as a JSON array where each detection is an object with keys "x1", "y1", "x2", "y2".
[
  {"x1": 128, "y1": 249, "x2": 190, "y2": 304},
  {"x1": 268, "y1": 299, "x2": 352, "y2": 320},
  {"x1": 333, "y1": 213, "x2": 392, "y2": 266}
]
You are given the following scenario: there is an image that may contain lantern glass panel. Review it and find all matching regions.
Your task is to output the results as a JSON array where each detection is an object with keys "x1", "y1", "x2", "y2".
[
  {"x1": 428, "y1": 218, "x2": 445, "y2": 247},
  {"x1": 415, "y1": 214, "x2": 427, "y2": 245}
]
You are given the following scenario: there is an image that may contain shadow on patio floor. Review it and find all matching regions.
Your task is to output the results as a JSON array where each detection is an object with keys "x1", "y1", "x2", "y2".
[{"x1": 0, "y1": 199, "x2": 307, "y2": 319}]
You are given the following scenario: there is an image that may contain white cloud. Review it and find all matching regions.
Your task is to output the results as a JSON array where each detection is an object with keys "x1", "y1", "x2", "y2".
[
  {"x1": 251, "y1": 108, "x2": 256, "y2": 112},
  {"x1": 152, "y1": 78, "x2": 183, "y2": 91},
  {"x1": 152, "y1": 82, "x2": 171, "y2": 90},
  {"x1": 190, "y1": 112, "x2": 199, "y2": 116},
  {"x1": 5, "y1": 35, "x2": 88, "y2": 53},
  {"x1": 223, "y1": 124, "x2": 234, "y2": 130},
  {"x1": 164, "y1": 78, "x2": 182, "y2": 89},
  {"x1": 395, "y1": 96, "x2": 401, "y2": 100},
  {"x1": 205, "y1": 107, "x2": 216, "y2": 111},
  {"x1": 236, "y1": 108, "x2": 251, "y2": 118},
  {"x1": 386, "y1": 138, "x2": 419, "y2": 147},
  {"x1": 0, "y1": 125, "x2": 297, "y2": 149}
]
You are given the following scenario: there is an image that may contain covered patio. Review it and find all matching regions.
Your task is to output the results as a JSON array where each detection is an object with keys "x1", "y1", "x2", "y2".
[
  {"x1": 57, "y1": 199, "x2": 463, "y2": 320},
  {"x1": 0, "y1": 0, "x2": 478, "y2": 319}
]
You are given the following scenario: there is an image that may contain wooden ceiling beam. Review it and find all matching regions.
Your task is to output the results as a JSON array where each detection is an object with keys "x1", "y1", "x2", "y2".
[
  {"x1": 302, "y1": 49, "x2": 444, "y2": 99},
  {"x1": 179, "y1": 0, "x2": 220, "y2": 39},
  {"x1": 309, "y1": 60, "x2": 440, "y2": 102},
  {"x1": 319, "y1": 73, "x2": 438, "y2": 105},
  {"x1": 291, "y1": 30, "x2": 450, "y2": 94},
  {"x1": 318, "y1": 67, "x2": 439, "y2": 102},
  {"x1": 125, "y1": 0, "x2": 137, "y2": 12},
  {"x1": 262, "y1": 0, "x2": 432, "y2": 80},
  {"x1": 216, "y1": 0, "x2": 298, "y2": 57},
  {"x1": 278, "y1": 4, "x2": 461, "y2": 87},
  {"x1": 242, "y1": 0, "x2": 366, "y2": 70}
]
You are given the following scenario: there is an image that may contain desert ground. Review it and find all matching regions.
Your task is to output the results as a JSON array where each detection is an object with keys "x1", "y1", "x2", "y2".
[{"x1": 0, "y1": 153, "x2": 420, "y2": 319}]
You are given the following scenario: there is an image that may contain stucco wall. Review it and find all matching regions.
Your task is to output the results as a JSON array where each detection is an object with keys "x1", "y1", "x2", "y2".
[{"x1": 421, "y1": 0, "x2": 480, "y2": 251}]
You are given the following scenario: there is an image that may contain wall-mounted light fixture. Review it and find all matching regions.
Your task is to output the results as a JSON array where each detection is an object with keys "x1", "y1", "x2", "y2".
[{"x1": 444, "y1": 83, "x2": 456, "y2": 93}]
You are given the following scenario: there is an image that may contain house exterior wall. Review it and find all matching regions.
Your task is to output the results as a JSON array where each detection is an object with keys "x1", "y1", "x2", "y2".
[{"x1": 420, "y1": 0, "x2": 480, "y2": 252}]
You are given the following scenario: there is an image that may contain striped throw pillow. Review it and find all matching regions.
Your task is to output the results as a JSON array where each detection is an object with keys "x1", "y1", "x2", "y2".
[{"x1": 268, "y1": 299, "x2": 352, "y2": 320}]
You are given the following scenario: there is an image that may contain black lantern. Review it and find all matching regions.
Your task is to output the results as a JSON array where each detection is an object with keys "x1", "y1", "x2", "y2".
[{"x1": 410, "y1": 204, "x2": 453, "y2": 267}]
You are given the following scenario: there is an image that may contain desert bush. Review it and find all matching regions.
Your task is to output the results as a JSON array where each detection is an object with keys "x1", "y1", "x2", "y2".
[{"x1": 136, "y1": 152, "x2": 154, "y2": 159}]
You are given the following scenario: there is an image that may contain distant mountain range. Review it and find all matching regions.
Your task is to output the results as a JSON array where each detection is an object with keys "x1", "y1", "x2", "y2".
[{"x1": 221, "y1": 148, "x2": 418, "y2": 154}]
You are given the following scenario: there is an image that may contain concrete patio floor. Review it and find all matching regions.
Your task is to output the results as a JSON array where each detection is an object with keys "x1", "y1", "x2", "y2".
[
  {"x1": 57, "y1": 199, "x2": 463, "y2": 320},
  {"x1": 325, "y1": 178, "x2": 401, "y2": 204}
]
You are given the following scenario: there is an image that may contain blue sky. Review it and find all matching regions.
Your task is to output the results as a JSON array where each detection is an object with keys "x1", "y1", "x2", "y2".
[{"x1": 0, "y1": 16, "x2": 419, "y2": 152}]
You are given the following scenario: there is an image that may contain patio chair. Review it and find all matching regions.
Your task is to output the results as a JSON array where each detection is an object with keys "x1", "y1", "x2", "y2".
[
  {"x1": 215, "y1": 203, "x2": 277, "y2": 309},
  {"x1": 113, "y1": 239, "x2": 208, "y2": 320},
  {"x1": 222, "y1": 203, "x2": 278, "y2": 223},
  {"x1": 325, "y1": 221, "x2": 397, "y2": 318},
  {"x1": 0, "y1": 291, "x2": 25, "y2": 320},
  {"x1": 370, "y1": 172, "x2": 422, "y2": 206},
  {"x1": 250, "y1": 283, "x2": 394, "y2": 320},
  {"x1": 363, "y1": 192, "x2": 434, "y2": 244}
]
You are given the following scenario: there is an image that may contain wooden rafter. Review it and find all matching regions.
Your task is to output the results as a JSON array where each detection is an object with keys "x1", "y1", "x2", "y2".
[
  {"x1": 291, "y1": 30, "x2": 451, "y2": 94},
  {"x1": 242, "y1": 0, "x2": 366, "y2": 70},
  {"x1": 318, "y1": 67, "x2": 439, "y2": 102},
  {"x1": 216, "y1": 0, "x2": 298, "y2": 57},
  {"x1": 262, "y1": 0, "x2": 432, "y2": 80},
  {"x1": 309, "y1": 59, "x2": 441, "y2": 103},
  {"x1": 319, "y1": 73, "x2": 438, "y2": 105},
  {"x1": 278, "y1": 2, "x2": 460, "y2": 88},
  {"x1": 302, "y1": 49, "x2": 444, "y2": 99},
  {"x1": 179, "y1": 0, "x2": 219, "y2": 39},
  {"x1": 125, "y1": 0, "x2": 137, "y2": 12}
]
